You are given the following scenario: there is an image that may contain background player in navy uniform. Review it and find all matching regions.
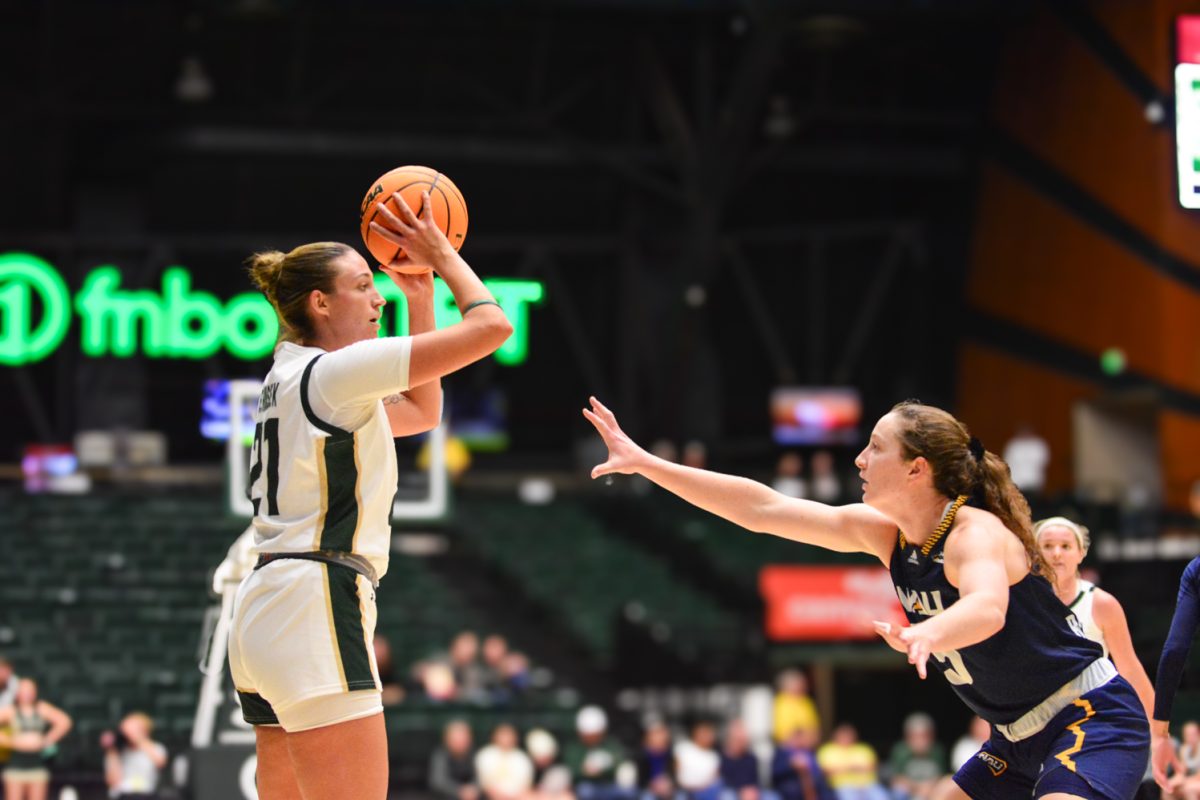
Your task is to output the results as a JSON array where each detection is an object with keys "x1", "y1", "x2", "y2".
[
  {"x1": 583, "y1": 397, "x2": 1150, "y2": 800},
  {"x1": 1150, "y1": 556, "x2": 1200, "y2": 790}
]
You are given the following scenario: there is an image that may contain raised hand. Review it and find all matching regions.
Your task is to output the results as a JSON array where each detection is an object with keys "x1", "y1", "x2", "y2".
[
  {"x1": 368, "y1": 190, "x2": 455, "y2": 272},
  {"x1": 581, "y1": 396, "x2": 650, "y2": 479}
]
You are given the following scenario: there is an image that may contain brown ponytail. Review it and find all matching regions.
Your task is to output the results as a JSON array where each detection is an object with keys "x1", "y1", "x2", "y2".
[
  {"x1": 890, "y1": 401, "x2": 1045, "y2": 579},
  {"x1": 245, "y1": 242, "x2": 350, "y2": 344}
]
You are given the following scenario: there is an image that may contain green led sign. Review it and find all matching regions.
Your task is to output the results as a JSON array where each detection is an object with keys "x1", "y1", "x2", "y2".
[
  {"x1": 0, "y1": 253, "x2": 71, "y2": 366},
  {"x1": 0, "y1": 252, "x2": 544, "y2": 366}
]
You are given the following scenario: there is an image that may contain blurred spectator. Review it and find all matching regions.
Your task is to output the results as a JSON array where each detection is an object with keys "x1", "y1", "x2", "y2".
[
  {"x1": 1003, "y1": 425, "x2": 1049, "y2": 497},
  {"x1": 637, "y1": 719, "x2": 677, "y2": 799},
  {"x1": 816, "y1": 723, "x2": 887, "y2": 800},
  {"x1": 482, "y1": 635, "x2": 510, "y2": 686},
  {"x1": 1189, "y1": 480, "x2": 1200, "y2": 520},
  {"x1": 101, "y1": 712, "x2": 166, "y2": 800},
  {"x1": 0, "y1": 658, "x2": 18, "y2": 708},
  {"x1": 0, "y1": 678, "x2": 71, "y2": 799},
  {"x1": 674, "y1": 719, "x2": 722, "y2": 800},
  {"x1": 423, "y1": 662, "x2": 459, "y2": 702},
  {"x1": 885, "y1": 713, "x2": 946, "y2": 800},
  {"x1": 772, "y1": 453, "x2": 808, "y2": 499},
  {"x1": 373, "y1": 634, "x2": 405, "y2": 706},
  {"x1": 771, "y1": 727, "x2": 835, "y2": 800},
  {"x1": 527, "y1": 728, "x2": 575, "y2": 800},
  {"x1": 720, "y1": 718, "x2": 774, "y2": 800},
  {"x1": 502, "y1": 651, "x2": 532, "y2": 699},
  {"x1": 810, "y1": 452, "x2": 841, "y2": 504},
  {"x1": 430, "y1": 720, "x2": 479, "y2": 800},
  {"x1": 772, "y1": 670, "x2": 819, "y2": 744},
  {"x1": 949, "y1": 717, "x2": 990, "y2": 772},
  {"x1": 1121, "y1": 483, "x2": 1155, "y2": 539},
  {"x1": 1166, "y1": 721, "x2": 1200, "y2": 800},
  {"x1": 564, "y1": 706, "x2": 631, "y2": 800},
  {"x1": 450, "y1": 631, "x2": 488, "y2": 699},
  {"x1": 682, "y1": 441, "x2": 708, "y2": 470},
  {"x1": 416, "y1": 630, "x2": 490, "y2": 702},
  {"x1": 476, "y1": 723, "x2": 534, "y2": 800}
]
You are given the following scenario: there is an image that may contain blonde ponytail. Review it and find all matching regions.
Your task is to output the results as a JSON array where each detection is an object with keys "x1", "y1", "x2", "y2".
[{"x1": 243, "y1": 242, "x2": 350, "y2": 344}]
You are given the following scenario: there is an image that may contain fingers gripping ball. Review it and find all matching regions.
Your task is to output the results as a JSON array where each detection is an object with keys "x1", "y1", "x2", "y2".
[{"x1": 359, "y1": 166, "x2": 469, "y2": 273}]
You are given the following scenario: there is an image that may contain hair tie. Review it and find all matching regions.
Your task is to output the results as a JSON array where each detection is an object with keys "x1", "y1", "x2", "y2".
[{"x1": 967, "y1": 436, "x2": 985, "y2": 462}]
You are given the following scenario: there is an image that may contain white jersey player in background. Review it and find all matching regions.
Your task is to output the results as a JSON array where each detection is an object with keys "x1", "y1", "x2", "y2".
[
  {"x1": 1034, "y1": 516, "x2": 1155, "y2": 720},
  {"x1": 229, "y1": 191, "x2": 512, "y2": 800}
]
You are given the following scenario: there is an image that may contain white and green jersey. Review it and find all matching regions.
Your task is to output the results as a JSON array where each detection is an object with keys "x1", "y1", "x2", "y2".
[
  {"x1": 1068, "y1": 579, "x2": 1107, "y2": 656},
  {"x1": 247, "y1": 338, "x2": 412, "y2": 581}
]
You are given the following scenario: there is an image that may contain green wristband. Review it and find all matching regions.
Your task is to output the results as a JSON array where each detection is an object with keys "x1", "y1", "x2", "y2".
[{"x1": 462, "y1": 299, "x2": 500, "y2": 315}]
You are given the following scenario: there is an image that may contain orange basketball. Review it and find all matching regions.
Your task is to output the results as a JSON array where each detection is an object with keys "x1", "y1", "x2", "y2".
[{"x1": 358, "y1": 165, "x2": 468, "y2": 274}]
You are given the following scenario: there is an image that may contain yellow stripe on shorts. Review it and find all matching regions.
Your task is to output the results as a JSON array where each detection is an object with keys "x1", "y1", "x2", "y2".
[{"x1": 1054, "y1": 698, "x2": 1096, "y2": 772}]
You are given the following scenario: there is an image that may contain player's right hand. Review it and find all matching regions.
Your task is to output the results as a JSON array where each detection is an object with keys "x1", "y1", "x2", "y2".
[
  {"x1": 1153, "y1": 731, "x2": 1182, "y2": 791},
  {"x1": 583, "y1": 396, "x2": 648, "y2": 478},
  {"x1": 368, "y1": 190, "x2": 455, "y2": 272}
]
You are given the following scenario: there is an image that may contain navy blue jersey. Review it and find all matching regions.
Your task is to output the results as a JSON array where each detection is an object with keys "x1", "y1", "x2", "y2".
[
  {"x1": 1154, "y1": 556, "x2": 1200, "y2": 721},
  {"x1": 889, "y1": 529, "x2": 1103, "y2": 725}
]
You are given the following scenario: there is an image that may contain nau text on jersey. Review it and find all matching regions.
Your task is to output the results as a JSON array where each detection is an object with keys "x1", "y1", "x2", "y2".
[
  {"x1": 258, "y1": 382, "x2": 279, "y2": 413},
  {"x1": 896, "y1": 587, "x2": 946, "y2": 617}
]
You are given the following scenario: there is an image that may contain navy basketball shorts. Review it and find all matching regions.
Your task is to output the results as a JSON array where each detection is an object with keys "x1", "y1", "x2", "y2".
[{"x1": 954, "y1": 675, "x2": 1149, "y2": 800}]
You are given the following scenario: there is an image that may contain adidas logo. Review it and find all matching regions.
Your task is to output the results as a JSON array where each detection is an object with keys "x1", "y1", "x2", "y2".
[
  {"x1": 932, "y1": 552, "x2": 945, "y2": 564},
  {"x1": 908, "y1": 551, "x2": 920, "y2": 564}
]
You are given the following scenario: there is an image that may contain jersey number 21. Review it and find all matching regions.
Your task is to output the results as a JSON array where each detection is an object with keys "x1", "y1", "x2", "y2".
[{"x1": 247, "y1": 418, "x2": 280, "y2": 516}]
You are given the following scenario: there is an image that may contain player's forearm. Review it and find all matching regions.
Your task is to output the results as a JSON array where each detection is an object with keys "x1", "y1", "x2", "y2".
[
  {"x1": 401, "y1": 292, "x2": 443, "y2": 418},
  {"x1": 916, "y1": 592, "x2": 1005, "y2": 652},
  {"x1": 638, "y1": 456, "x2": 777, "y2": 532},
  {"x1": 433, "y1": 249, "x2": 495, "y2": 311}
]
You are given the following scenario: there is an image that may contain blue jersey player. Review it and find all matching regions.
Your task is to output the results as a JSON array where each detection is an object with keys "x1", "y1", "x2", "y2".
[
  {"x1": 584, "y1": 397, "x2": 1150, "y2": 800},
  {"x1": 1149, "y1": 556, "x2": 1200, "y2": 789}
]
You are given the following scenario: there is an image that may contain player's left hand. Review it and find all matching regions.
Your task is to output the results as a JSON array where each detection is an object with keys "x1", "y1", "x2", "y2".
[
  {"x1": 874, "y1": 620, "x2": 933, "y2": 678},
  {"x1": 1153, "y1": 731, "x2": 1182, "y2": 791},
  {"x1": 873, "y1": 621, "x2": 907, "y2": 653},
  {"x1": 897, "y1": 624, "x2": 935, "y2": 679}
]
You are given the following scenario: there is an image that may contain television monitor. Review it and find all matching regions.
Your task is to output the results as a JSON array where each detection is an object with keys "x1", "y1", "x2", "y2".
[{"x1": 770, "y1": 387, "x2": 862, "y2": 446}]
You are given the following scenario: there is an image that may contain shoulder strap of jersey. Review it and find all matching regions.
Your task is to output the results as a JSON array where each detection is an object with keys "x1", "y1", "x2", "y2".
[{"x1": 300, "y1": 354, "x2": 351, "y2": 437}]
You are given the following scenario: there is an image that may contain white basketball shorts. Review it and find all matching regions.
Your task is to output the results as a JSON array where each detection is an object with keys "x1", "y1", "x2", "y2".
[{"x1": 228, "y1": 558, "x2": 382, "y2": 732}]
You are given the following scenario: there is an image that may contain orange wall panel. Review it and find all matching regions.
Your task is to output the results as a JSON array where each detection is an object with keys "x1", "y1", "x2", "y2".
[
  {"x1": 992, "y1": 3, "x2": 1200, "y2": 269},
  {"x1": 1160, "y1": 411, "x2": 1200, "y2": 506},
  {"x1": 956, "y1": 342, "x2": 1097, "y2": 495},
  {"x1": 967, "y1": 165, "x2": 1200, "y2": 389}
]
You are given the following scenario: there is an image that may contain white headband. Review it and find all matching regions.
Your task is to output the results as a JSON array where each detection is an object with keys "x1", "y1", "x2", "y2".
[{"x1": 1033, "y1": 516, "x2": 1090, "y2": 556}]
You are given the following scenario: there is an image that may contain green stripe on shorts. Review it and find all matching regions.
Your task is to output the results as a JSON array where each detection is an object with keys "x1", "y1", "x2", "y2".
[
  {"x1": 326, "y1": 564, "x2": 378, "y2": 691},
  {"x1": 238, "y1": 690, "x2": 279, "y2": 726}
]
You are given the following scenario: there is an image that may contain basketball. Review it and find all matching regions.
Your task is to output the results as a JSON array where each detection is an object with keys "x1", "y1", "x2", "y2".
[{"x1": 359, "y1": 166, "x2": 469, "y2": 274}]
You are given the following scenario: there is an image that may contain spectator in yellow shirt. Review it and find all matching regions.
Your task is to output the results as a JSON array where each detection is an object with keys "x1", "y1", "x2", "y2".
[
  {"x1": 772, "y1": 670, "x2": 820, "y2": 744},
  {"x1": 817, "y1": 723, "x2": 889, "y2": 800}
]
